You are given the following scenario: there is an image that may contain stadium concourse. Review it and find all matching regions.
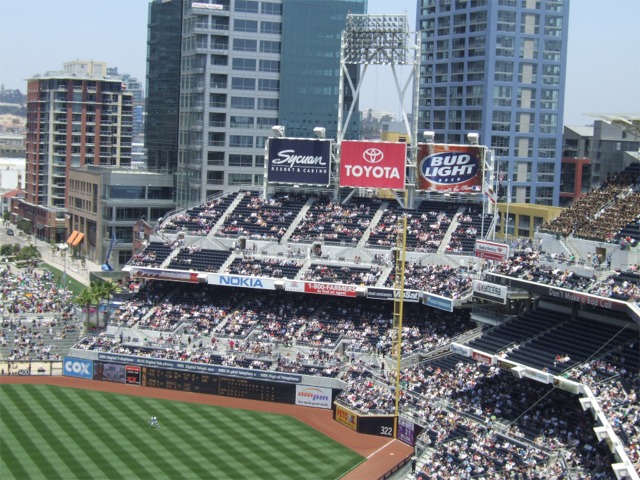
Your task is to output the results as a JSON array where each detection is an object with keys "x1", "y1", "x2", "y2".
[{"x1": 3, "y1": 180, "x2": 640, "y2": 479}]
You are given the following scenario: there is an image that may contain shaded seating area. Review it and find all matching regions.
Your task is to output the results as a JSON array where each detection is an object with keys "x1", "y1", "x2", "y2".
[
  {"x1": 218, "y1": 192, "x2": 306, "y2": 241},
  {"x1": 129, "y1": 241, "x2": 174, "y2": 267},
  {"x1": 290, "y1": 196, "x2": 382, "y2": 244},
  {"x1": 226, "y1": 256, "x2": 304, "y2": 279},
  {"x1": 167, "y1": 247, "x2": 231, "y2": 272},
  {"x1": 300, "y1": 263, "x2": 382, "y2": 285}
]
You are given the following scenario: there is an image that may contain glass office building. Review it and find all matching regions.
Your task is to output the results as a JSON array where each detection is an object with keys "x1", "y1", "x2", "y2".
[
  {"x1": 280, "y1": 0, "x2": 365, "y2": 140},
  {"x1": 146, "y1": 0, "x2": 366, "y2": 206},
  {"x1": 417, "y1": 0, "x2": 570, "y2": 206}
]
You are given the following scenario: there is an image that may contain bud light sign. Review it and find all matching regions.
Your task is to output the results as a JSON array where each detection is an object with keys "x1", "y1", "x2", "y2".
[
  {"x1": 417, "y1": 143, "x2": 483, "y2": 193},
  {"x1": 340, "y1": 141, "x2": 406, "y2": 189},
  {"x1": 267, "y1": 138, "x2": 331, "y2": 185}
]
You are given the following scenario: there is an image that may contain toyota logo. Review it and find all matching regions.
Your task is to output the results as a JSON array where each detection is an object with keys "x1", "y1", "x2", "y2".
[{"x1": 362, "y1": 148, "x2": 384, "y2": 164}]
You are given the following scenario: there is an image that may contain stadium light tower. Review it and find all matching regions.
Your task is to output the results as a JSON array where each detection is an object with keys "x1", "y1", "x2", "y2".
[{"x1": 338, "y1": 14, "x2": 419, "y2": 144}]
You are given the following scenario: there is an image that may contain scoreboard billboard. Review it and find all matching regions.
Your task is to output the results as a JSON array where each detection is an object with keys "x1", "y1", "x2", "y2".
[
  {"x1": 417, "y1": 143, "x2": 484, "y2": 193},
  {"x1": 339, "y1": 141, "x2": 406, "y2": 189}
]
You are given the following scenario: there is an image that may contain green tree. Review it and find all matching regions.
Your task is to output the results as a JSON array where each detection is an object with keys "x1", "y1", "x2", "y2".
[
  {"x1": 94, "y1": 281, "x2": 118, "y2": 327},
  {"x1": 15, "y1": 244, "x2": 41, "y2": 262},
  {"x1": 75, "y1": 288, "x2": 99, "y2": 333}
]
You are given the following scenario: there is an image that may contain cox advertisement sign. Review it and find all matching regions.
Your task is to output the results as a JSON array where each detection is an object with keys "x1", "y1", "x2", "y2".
[
  {"x1": 295, "y1": 386, "x2": 332, "y2": 409},
  {"x1": 63, "y1": 357, "x2": 93, "y2": 379},
  {"x1": 418, "y1": 143, "x2": 483, "y2": 193},
  {"x1": 267, "y1": 138, "x2": 331, "y2": 185},
  {"x1": 339, "y1": 141, "x2": 406, "y2": 189}
]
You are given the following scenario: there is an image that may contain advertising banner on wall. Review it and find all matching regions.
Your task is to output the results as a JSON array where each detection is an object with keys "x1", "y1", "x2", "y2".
[
  {"x1": 472, "y1": 280, "x2": 508, "y2": 304},
  {"x1": 304, "y1": 282, "x2": 358, "y2": 297},
  {"x1": 366, "y1": 287, "x2": 420, "y2": 303},
  {"x1": 335, "y1": 404, "x2": 358, "y2": 431},
  {"x1": 267, "y1": 138, "x2": 331, "y2": 185},
  {"x1": 63, "y1": 357, "x2": 93, "y2": 380},
  {"x1": 339, "y1": 141, "x2": 406, "y2": 189},
  {"x1": 130, "y1": 268, "x2": 200, "y2": 283},
  {"x1": 474, "y1": 240, "x2": 510, "y2": 262},
  {"x1": 295, "y1": 385, "x2": 332, "y2": 409},
  {"x1": 207, "y1": 274, "x2": 276, "y2": 290},
  {"x1": 417, "y1": 143, "x2": 484, "y2": 193}
]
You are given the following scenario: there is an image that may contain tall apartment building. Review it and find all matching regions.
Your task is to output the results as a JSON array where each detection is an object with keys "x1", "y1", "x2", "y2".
[
  {"x1": 417, "y1": 0, "x2": 570, "y2": 206},
  {"x1": 146, "y1": 0, "x2": 365, "y2": 207},
  {"x1": 19, "y1": 61, "x2": 133, "y2": 242}
]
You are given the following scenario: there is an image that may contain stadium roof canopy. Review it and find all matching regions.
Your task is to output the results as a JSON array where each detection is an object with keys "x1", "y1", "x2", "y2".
[{"x1": 586, "y1": 113, "x2": 640, "y2": 137}]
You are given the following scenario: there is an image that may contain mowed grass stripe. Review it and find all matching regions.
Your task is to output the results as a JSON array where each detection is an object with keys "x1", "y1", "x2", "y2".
[
  {"x1": 0, "y1": 412, "x2": 43, "y2": 480},
  {"x1": 220, "y1": 409, "x2": 323, "y2": 478},
  {"x1": 0, "y1": 385, "x2": 364, "y2": 480},
  {"x1": 161, "y1": 403, "x2": 299, "y2": 480},
  {"x1": 142, "y1": 398, "x2": 267, "y2": 479},
  {"x1": 54, "y1": 386, "x2": 166, "y2": 479},
  {"x1": 102, "y1": 393, "x2": 220, "y2": 479},
  {"x1": 44, "y1": 386, "x2": 152, "y2": 479},
  {"x1": 76, "y1": 393, "x2": 199, "y2": 478},
  {"x1": 1, "y1": 386, "x2": 81, "y2": 479}
]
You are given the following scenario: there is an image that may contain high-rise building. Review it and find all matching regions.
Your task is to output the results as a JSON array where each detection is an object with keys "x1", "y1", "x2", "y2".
[
  {"x1": 417, "y1": 0, "x2": 570, "y2": 206},
  {"x1": 146, "y1": 0, "x2": 365, "y2": 207},
  {"x1": 145, "y1": 0, "x2": 182, "y2": 174},
  {"x1": 19, "y1": 61, "x2": 133, "y2": 242}
]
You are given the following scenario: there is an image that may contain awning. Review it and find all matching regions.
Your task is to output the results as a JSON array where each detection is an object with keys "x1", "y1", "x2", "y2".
[
  {"x1": 72, "y1": 232, "x2": 84, "y2": 247},
  {"x1": 66, "y1": 230, "x2": 84, "y2": 247}
]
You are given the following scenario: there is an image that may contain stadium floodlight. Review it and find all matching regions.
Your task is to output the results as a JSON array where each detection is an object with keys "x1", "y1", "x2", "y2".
[
  {"x1": 423, "y1": 131, "x2": 435, "y2": 143},
  {"x1": 271, "y1": 125, "x2": 285, "y2": 137},
  {"x1": 467, "y1": 132, "x2": 479, "y2": 145},
  {"x1": 313, "y1": 127, "x2": 326, "y2": 139}
]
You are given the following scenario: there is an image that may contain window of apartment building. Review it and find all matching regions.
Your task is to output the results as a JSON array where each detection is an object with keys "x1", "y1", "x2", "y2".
[
  {"x1": 540, "y1": 89, "x2": 559, "y2": 110},
  {"x1": 207, "y1": 171, "x2": 225, "y2": 185},
  {"x1": 260, "y1": 21, "x2": 281, "y2": 35},
  {"x1": 257, "y1": 98, "x2": 279, "y2": 111},
  {"x1": 261, "y1": 2, "x2": 282, "y2": 15},
  {"x1": 537, "y1": 161, "x2": 556, "y2": 182},
  {"x1": 208, "y1": 151, "x2": 224, "y2": 166},
  {"x1": 234, "y1": 19, "x2": 258, "y2": 33},
  {"x1": 542, "y1": 65, "x2": 561, "y2": 85},
  {"x1": 229, "y1": 154, "x2": 253, "y2": 167},
  {"x1": 230, "y1": 115, "x2": 254, "y2": 128},
  {"x1": 518, "y1": 63, "x2": 537, "y2": 84},
  {"x1": 545, "y1": 16, "x2": 563, "y2": 37},
  {"x1": 230, "y1": 97, "x2": 254, "y2": 109},
  {"x1": 259, "y1": 60, "x2": 280, "y2": 73},
  {"x1": 257, "y1": 117, "x2": 277, "y2": 129},
  {"x1": 260, "y1": 40, "x2": 280, "y2": 54},
  {"x1": 536, "y1": 186, "x2": 554, "y2": 205},
  {"x1": 494, "y1": 60, "x2": 514, "y2": 82},
  {"x1": 255, "y1": 137, "x2": 266, "y2": 149},
  {"x1": 538, "y1": 113, "x2": 558, "y2": 134},
  {"x1": 229, "y1": 135, "x2": 254, "y2": 148},
  {"x1": 497, "y1": 9, "x2": 516, "y2": 31},
  {"x1": 228, "y1": 173, "x2": 253, "y2": 185},
  {"x1": 492, "y1": 111, "x2": 512, "y2": 132},
  {"x1": 209, "y1": 132, "x2": 225, "y2": 147},
  {"x1": 233, "y1": 38, "x2": 257, "y2": 52},
  {"x1": 495, "y1": 35, "x2": 515, "y2": 57},
  {"x1": 258, "y1": 79, "x2": 279, "y2": 92},
  {"x1": 543, "y1": 39, "x2": 562, "y2": 61},
  {"x1": 232, "y1": 58, "x2": 256, "y2": 71},
  {"x1": 493, "y1": 86, "x2": 512, "y2": 107},
  {"x1": 234, "y1": 1, "x2": 258, "y2": 14},
  {"x1": 231, "y1": 77, "x2": 256, "y2": 91},
  {"x1": 538, "y1": 138, "x2": 557, "y2": 159}
]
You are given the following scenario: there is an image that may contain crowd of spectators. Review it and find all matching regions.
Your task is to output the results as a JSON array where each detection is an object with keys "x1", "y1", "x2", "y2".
[
  {"x1": 542, "y1": 174, "x2": 640, "y2": 242},
  {"x1": 301, "y1": 263, "x2": 383, "y2": 285},
  {"x1": 1, "y1": 265, "x2": 75, "y2": 315},
  {"x1": 385, "y1": 262, "x2": 472, "y2": 299},
  {"x1": 225, "y1": 255, "x2": 304, "y2": 279},
  {"x1": 290, "y1": 197, "x2": 381, "y2": 244}
]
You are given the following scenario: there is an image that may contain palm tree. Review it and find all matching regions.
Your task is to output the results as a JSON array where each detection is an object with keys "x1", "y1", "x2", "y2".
[
  {"x1": 94, "y1": 281, "x2": 118, "y2": 327},
  {"x1": 75, "y1": 288, "x2": 98, "y2": 334}
]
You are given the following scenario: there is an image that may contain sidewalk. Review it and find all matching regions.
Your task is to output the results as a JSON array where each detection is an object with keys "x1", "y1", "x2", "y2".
[{"x1": 29, "y1": 238, "x2": 101, "y2": 287}]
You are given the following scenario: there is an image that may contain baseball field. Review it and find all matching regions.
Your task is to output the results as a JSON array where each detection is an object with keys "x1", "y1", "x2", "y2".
[{"x1": 0, "y1": 384, "x2": 364, "y2": 479}]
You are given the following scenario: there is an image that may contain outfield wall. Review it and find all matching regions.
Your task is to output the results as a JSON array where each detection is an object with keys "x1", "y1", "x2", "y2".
[
  {"x1": 0, "y1": 361, "x2": 62, "y2": 376},
  {"x1": 63, "y1": 353, "x2": 343, "y2": 409}
]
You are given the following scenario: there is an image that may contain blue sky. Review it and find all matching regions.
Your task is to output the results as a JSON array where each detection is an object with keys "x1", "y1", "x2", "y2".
[{"x1": 0, "y1": 0, "x2": 638, "y2": 126}]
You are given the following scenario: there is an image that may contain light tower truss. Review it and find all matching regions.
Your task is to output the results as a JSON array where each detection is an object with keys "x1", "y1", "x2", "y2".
[{"x1": 337, "y1": 14, "x2": 420, "y2": 147}]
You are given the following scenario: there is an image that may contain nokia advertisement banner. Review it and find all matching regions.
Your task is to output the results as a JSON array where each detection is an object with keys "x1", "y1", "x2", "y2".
[
  {"x1": 267, "y1": 138, "x2": 331, "y2": 185},
  {"x1": 417, "y1": 144, "x2": 484, "y2": 193},
  {"x1": 339, "y1": 141, "x2": 406, "y2": 189}
]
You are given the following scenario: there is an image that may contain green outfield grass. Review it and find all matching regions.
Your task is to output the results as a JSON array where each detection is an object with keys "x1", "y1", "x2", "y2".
[{"x1": 0, "y1": 384, "x2": 363, "y2": 480}]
